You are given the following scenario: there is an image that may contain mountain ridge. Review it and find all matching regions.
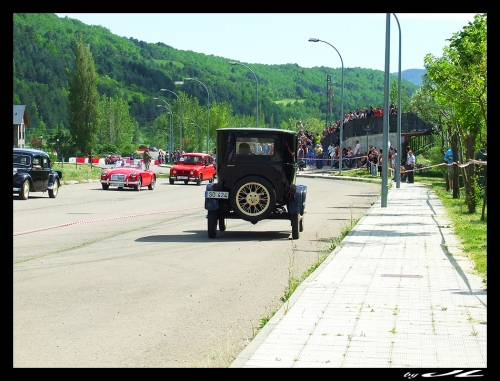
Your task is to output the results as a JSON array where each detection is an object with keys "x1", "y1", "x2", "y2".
[{"x1": 391, "y1": 69, "x2": 425, "y2": 87}]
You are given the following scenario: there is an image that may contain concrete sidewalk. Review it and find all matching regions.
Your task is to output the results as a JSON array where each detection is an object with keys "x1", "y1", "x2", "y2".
[{"x1": 230, "y1": 179, "x2": 487, "y2": 369}]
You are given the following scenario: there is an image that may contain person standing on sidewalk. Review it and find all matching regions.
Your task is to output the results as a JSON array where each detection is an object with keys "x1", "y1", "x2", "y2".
[
  {"x1": 402, "y1": 146, "x2": 410, "y2": 182},
  {"x1": 406, "y1": 149, "x2": 416, "y2": 183},
  {"x1": 315, "y1": 144, "x2": 324, "y2": 169},
  {"x1": 377, "y1": 148, "x2": 383, "y2": 177},
  {"x1": 327, "y1": 141, "x2": 335, "y2": 167},
  {"x1": 143, "y1": 146, "x2": 152, "y2": 170},
  {"x1": 391, "y1": 148, "x2": 398, "y2": 181},
  {"x1": 353, "y1": 139, "x2": 361, "y2": 167},
  {"x1": 444, "y1": 147, "x2": 454, "y2": 193}
]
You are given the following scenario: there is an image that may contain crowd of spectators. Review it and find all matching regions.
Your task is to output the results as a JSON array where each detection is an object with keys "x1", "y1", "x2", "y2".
[
  {"x1": 321, "y1": 102, "x2": 401, "y2": 138},
  {"x1": 167, "y1": 148, "x2": 185, "y2": 163}
]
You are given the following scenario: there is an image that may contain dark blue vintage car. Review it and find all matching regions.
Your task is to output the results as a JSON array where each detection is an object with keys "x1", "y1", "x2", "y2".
[
  {"x1": 204, "y1": 128, "x2": 307, "y2": 239},
  {"x1": 13, "y1": 148, "x2": 62, "y2": 200}
]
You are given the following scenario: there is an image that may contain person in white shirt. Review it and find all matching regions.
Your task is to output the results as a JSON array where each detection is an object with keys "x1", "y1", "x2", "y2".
[
  {"x1": 327, "y1": 141, "x2": 335, "y2": 167},
  {"x1": 391, "y1": 148, "x2": 398, "y2": 181},
  {"x1": 406, "y1": 149, "x2": 416, "y2": 183},
  {"x1": 353, "y1": 140, "x2": 361, "y2": 167}
]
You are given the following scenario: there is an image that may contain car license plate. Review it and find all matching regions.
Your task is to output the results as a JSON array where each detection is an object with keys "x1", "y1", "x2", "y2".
[
  {"x1": 178, "y1": 176, "x2": 188, "y2": 180},
  {"x1": 116, "y1": 183, "x2": 124, "y2": 187},
  {"x1": 205, "y1": 191, "x2": 229, "y2": 199}
]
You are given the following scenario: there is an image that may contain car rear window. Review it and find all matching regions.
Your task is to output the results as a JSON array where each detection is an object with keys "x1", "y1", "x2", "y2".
[{"x1": 236, "y1": 137, "x2": 274, "y2": 156}]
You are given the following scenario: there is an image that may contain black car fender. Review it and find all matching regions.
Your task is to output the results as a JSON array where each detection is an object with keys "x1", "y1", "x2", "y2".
[
  {"x1": 48, "y1": 171, "x2": 62, "y2": 188},
  {"x1": 15, "y1": 171, "x2": 34, "y2": 188},
  {"x1": 288, "y1": 184, "x2": 307, "y2": 215},
  {"x1": 204, "y1": 183, "x2": 219, "y2": 210}
]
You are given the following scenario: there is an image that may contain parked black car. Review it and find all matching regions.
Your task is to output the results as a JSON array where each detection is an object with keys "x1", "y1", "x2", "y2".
[
  {"x1": 13, "y1": 148, "x2": 62, "y2": 200},
  {"x1": 204, "y1": 128, "x2": 307, "y2": 239}
]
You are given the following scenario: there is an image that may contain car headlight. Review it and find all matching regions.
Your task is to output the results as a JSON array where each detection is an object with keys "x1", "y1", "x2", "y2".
[
  {"x1": 190, "y1": 171, "x2": 194, "y2": 175},
  {"x1": 172, "y1": 170, "x2": 177, "y2": 174},
  {"x1": 130, "y1": 172, "x2": 137, "y2": 179},
  {"x1": 101, "y1": 170, "x2": 108, "y2": 176}
]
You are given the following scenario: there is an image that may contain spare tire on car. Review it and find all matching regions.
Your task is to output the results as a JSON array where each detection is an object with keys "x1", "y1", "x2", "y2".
[{"x1": 230, "y1": 175, "x2": 276, "y2": 223}]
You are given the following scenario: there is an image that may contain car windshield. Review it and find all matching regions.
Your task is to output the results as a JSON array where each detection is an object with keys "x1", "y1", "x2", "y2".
[{"x1": 13, "y1": 154, "x2": 32, "y2": 167}]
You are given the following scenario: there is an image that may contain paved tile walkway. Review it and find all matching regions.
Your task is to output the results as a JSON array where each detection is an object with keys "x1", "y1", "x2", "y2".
[{"x1": 230, "y1": 179, "x2": 486, "y2": 369}]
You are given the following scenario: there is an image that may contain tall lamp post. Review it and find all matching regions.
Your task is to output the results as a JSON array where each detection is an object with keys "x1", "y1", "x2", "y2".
[
  {"x1": 184, "y1": 78, "x2": 210, "y2": 153},
  {"x1": 381, "y1": 13, "x2": 391, "y2": 207},
  {"x1": 392, "y1": 13, "x2": 402, "y2": 189},
  {"x1": 154, "y1": 98, "x2": 173, "y2": 157},
  {"x1": 56, "y1": 138, "x2": 60, "y2": 165},
  {"x1": 185, "y1": 118, "x2": 203, "y2": 152},
  {"x1": 160, "y1": 88, "x2": 183, "y2": 153},
  {"x1": 308, "y1": 38, "x2": 344, "y2": 175},
  {"x1": 228, "y1": 61, "x2": 258, "y2": 127},
  {"x1": 155, "y1": 100, "x2": 173, "y2": 161}
]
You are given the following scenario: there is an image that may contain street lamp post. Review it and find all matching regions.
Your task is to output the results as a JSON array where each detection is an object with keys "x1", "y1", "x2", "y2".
[
  {"x1": 392, "y1": 13, "x2": 402, "y2": 189},
  {"x1": 381, "y1": 13, "x2": 391, "y2": 207},
  {"x1": 185, "y1": 118, "x2": 203, "y2": 152},
  {"x1": 56, "y1": 138, "x2": 60, "y2": 165},
  {"x1": 154, "y1": 97, "x2": 174, "y2": 160},
  {"x1": 156, "y1": 103, "x2": 172, "y2": 160},
  {"x1": 184, "y1": 78, "x2": 210, "y2": 153},
  {"x1": 156, "y1": 107, "x2": 181, "y2": 161},
  {"x1": 308, "y1": 38, "x2": 344, "y2": 175},
  {"x1": 160, "y1": 88, "x2": 183, "y2": 153},
  {"x1": 228, "y1": 61, "x2": 258, "y2": 127}
]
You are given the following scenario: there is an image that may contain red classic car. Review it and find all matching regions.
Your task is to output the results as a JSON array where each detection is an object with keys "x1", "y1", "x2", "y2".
[
  {"x1": 100, "y1": 161, "x2": 156, "y2": 191},
  {"x1": 169, "y1": 153, "x2": 216, "y2": 185},
  {"x1": 104, "y1": 153, "x2": 123, "y2": 165}
]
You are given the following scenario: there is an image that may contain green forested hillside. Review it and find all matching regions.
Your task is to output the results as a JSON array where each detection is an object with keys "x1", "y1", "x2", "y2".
[{"x1": 13, "y1": 13, "x2": 419, "y2": 153}]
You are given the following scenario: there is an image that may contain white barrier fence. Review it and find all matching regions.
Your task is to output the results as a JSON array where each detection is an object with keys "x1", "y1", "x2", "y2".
[{"x1": 67, "y1": 157, "x2": 143, "y2": 166}]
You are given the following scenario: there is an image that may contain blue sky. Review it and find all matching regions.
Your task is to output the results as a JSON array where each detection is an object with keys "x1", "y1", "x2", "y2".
[{"x1": 54, "y1": 13, "x2": 481, "y2": 72}]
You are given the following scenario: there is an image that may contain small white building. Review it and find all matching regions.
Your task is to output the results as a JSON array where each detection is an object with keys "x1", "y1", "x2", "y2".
[{"x1": 13, "y1": 105, "x2": 29, "y2": 148}]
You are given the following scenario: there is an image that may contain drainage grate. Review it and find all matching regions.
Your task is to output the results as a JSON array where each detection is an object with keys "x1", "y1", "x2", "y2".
[{"x1": 381, "y1": 274, "x2": 423, "y2": 278}]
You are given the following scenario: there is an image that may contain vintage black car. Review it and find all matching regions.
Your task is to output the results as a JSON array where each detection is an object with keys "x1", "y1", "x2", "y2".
[
  {"x1": 13, "y1": 148, "x2": 62, "y2": 200},
  {"x1": 204, "y1": 128, "x2": 307, "y2": 239}
]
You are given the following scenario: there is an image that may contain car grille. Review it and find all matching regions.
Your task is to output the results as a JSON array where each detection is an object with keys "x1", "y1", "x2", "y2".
[{"x1": 111, "y1": 174, "x2": 126, "y2": 181}]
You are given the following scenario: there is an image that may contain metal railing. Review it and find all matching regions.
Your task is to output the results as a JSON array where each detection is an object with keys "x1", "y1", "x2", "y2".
[{"x1": 321, "y1": 113, "x2": 434, "y2": 153}]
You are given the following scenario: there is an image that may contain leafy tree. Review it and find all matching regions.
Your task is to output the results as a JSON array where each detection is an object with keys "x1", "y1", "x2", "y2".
[
  {"x1": 421, "y1": 13, "x2": 486, "y2": 213},
  {"x1": 97, "y1": 94, "x2": 136, "y2": 154},
  {"x1": 390, "y1": 79, "x2": 410, "y2": 113},
  {"x1": 66, "y1": 35, "x2": 100, "y2": 156}
]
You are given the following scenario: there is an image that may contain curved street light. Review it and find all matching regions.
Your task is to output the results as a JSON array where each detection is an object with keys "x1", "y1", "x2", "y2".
[
  {"x1": 228, "y1": 61, "x2": 258, "y2": 127},
  {"x1": 184, "y1": 78, "x2": 210, "y2": 153},
  {"x1": 160, "y1": 89, "x2": 183, "y2": 152},
  {"x1": 308, "y1": 38, "x2": 344, "y2": 175},
  {"x1": 185, "y1": 118, "x2": 203, "y2": 152},
  {"x1": 154, "y1": 97, "x2": 173, "y2": 158}
]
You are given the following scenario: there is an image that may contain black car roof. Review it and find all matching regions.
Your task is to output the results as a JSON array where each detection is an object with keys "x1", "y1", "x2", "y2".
[
  {"x1": 13, "y1": 148, "x2": 49, "y2": 156},
  {"x1": 217, "y1": 127, "x2": 297, "y2": 136}
]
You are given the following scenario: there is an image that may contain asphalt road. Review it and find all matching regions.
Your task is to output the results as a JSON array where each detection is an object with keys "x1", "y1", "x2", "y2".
[{"x1": 13, "y1": 176, "x2": 381, "y2": 368}]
